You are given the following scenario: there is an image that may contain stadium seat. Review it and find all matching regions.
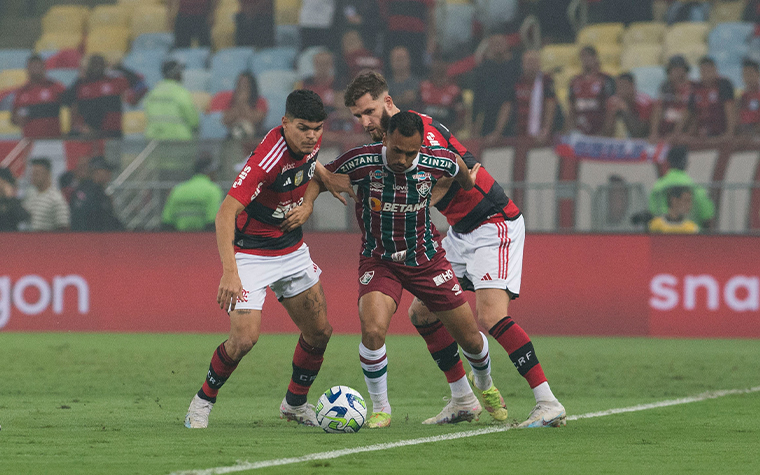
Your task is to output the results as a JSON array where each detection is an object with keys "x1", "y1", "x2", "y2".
[
  {"x1": 712, "y1": 47, "x2": 748, "y2": 73},
  {"x1": 665, "y1": 42, "x2": 709, "y2": 67},
  {"x1": 296, "y1": 46, "x2": 329, "y2": 79},
  {"x1": 708, "y1": 22, "x2": 754, "y2": 52},
  {"x1": 664, "y1": 22, "x2": 710, "y2": 52},
  {"x1": 275, "y1": 0, "x2": 301, "y2": 25},
  {"x1": 191, "y1": 91, "x2": 212, "y2": 113},
  {"x1": 261, "y1": 91, "x2": 289, "y2": 130},
  {"x1": 577, "y1": 23, "x2": 625, "y2": 46},
  {"x1": 59, "y1": 106, "x2": 71, "y2": 134},
  {"x1": 710, "y1": 0, "x2": 745, "y2": 25},
  {"x1": 131, "y1": 32, "x2": 174, "y2": 52},
  {"x1": 0, "y1": 49, "x2": 32, "y2": 72},
  {"x1": 276, "y1": 24, "x2": 300, "y2": 48},
  {"x1": 211, "y1": 24, "x2": 236, "y2": 50},
  {"x1": 0, "y1": 69, "x2": 27, "y2": 91},
  {"x1": 631, "y1": 66, "x2": 667, "y2": 98},
  {"x1": 86, "y1": 27, "x2": 131, "y2": 56},
  {"x1": 257, "y1": 69, "x2": 298, "y2": 97},
  {"x1": 199, "y1": 111, "x2": 228, "y2": 139},
  {"x1": 474, "y1": 0, "x2": 518, "y2": 32},
  {"x1": 553, "y1": 67, "x2": 581, "y2": 94},
  {"x1": 130, "y1": 5, "x2": 169, "y2": 39},
  {"x1": 209, "y1": 48, "x2": 255, "y2": 93},
  {"x1": 720, "y1": 65, "x2": 744, "y2": 90},
  {"x1": 41, "y1": 5, "x2": 89, "y2": 35},
  {"x1": 622, "y1": 22, "x2": 667, "y2": 45},
  {"x1": 168, "y1": 48, "x2": 211, "y2": 69},
  {"x1": 89, "y1": 5, "x2": 132, "y2": 30},
  {"x1": 0, "y1": 110, "x2": 21, "y2": 138},
  {"x1": 35, "y1": 32, "x2": 82, "y2": 53},
  {"x1": 621, "y1": 44, "x2": 663, "y2": 70},
  {"x1": 437, "y1": 3, "x2": 475, "y2": 54},
  {"x1": 183, "y1": 68, "x2": 211, "y2": 92},
  {"x1": 47, "y1": 68, "x2": 79, "y2": 87},
  {"x1": 541, "y1": 44, "x2": 579, "y2": 73},
  {"x1": 596, "y1": 44, "x2": 622, "y2": 70},
  {"x1": 123, "y1": 50, "x2": 165, "y2": 87},
  {"x1": 214, "y1": 4, "x2": 238, "y2": 31},
  {"x1": 251, "y1": 47, "x2": 298, "y2": 75},
  {"x1": 122, "y1": 110, "x2": 147, "y2": 136}
]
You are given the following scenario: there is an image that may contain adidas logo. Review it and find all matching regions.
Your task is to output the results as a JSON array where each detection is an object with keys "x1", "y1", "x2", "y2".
[
  {"x1": 481, "y1": 273, "x2": 492, "y2": 281},
  {"x1": 283, "y1": 177, "x2": 292, "y2": 186}
]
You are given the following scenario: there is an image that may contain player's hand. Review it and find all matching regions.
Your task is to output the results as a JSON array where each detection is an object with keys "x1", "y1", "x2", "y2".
[
  {"x1": 280, "y1": 202, "x2": 313, "y2": 233},
  {"x1": 322, "y1": 172, "x2": 358, "y2": 205},
  {"x1": 217, "y1": 271, "x2": 244, "y2": 312},
  {"x1": 469, "y1": 163, "x2": 481, "y2": 183}
]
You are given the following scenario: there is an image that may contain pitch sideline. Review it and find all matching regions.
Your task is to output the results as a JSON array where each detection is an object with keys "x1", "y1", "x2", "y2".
[{"x1": 170, "y1": 386, "x2": 760, "y2": 475}]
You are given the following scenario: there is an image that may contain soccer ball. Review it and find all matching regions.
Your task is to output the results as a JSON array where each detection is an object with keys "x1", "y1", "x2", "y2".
[{"x1": 315, "y1": 386, "x2": 367, "y2": 433}]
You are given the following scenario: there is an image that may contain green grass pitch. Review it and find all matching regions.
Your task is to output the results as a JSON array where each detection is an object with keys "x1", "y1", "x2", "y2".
[{"x1": 1, "y1": 333, "x2": 758, "y2": 474}]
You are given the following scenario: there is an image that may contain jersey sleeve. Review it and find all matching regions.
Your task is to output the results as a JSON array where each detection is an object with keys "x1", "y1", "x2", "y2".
[
  {"x1": 227, "y1": 151, "x2": 276, "y2": 207},
  {"x1": 428, "y1": 118, "x2": 478, "y2": 168},
  {"x1": 323, "y1": 147, "x2": 369, "y2": 182},
  {"x1": 432, "y1": 147, "x2": 460, "y2": 178}
]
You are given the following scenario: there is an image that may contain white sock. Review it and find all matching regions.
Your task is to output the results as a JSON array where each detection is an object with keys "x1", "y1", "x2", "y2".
[
  {"x1": 449, "y1": 375, "x2": 473, "y2": 399},
  {"x1": 462, "y1": 332, "x2": 493, "y2": 391},
  {"x1": 359, "y1": 342, "x2": 391, "y2": 414},
  {"x1": 533, "y1": 382, "x2": 557, "y2": 403}
]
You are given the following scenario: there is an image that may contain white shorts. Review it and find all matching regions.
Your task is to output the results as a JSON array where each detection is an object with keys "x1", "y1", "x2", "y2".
[
  {"x1": 442, "y1": 215, "x2": 524, "y2": 298},
  {"x1": 234, "y1": 243, "x2": 322, "y2": 310}
]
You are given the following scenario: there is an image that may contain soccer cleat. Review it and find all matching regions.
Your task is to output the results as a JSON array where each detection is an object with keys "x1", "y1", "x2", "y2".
[
  {"x1": 365, "y1": 412, "x2": 391, "y2": 428},
  {"x1": 422, "y1": 394, "x2": 482, "y2": 425},
  {"x1": 185, "y1": 394, "x2": 214, "y2": 428},
  {"x1": 518, "y1": 400, "x2": 567, "y2": 428},
  {"x1": 279, "y1": 398, "x2": 318, "y2": 427},
  {"x1": 468, "y1": 372, "x2": 509, "y2": 421}
]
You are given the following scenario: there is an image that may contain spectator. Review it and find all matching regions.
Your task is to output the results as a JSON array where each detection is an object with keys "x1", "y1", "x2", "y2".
[
  {"x1": 472, "y1": 34, "x2": 519, "y2": 138},
  {"x1": 162, "y1": 155, "x2": 222, "y2": 231},
  {"x1": 0, "y1": 168, "x2": 29, "y2": 232},
  {"x1": 737, "y1": 58, "x2": 760, "y2": 136},
  {"x1": 566, "y1": 46, "x2": 616, "y2": 136},
  {"x1": 236, "y1": 0, "x2": 275, "y2": 47},
  {"x1": 387, "y1": 46, "x2": 420, "y2": 112},
  {"x1": 22, "y1": 157, "x2": 70, "y2": 231},
  {"x1": 63, "y1": 55, "x2": 147, "y2": 138},
  {"x1": 417, "y1": 60, "x2": 463, "y2": 131},
  {"x1": 297, "y1": 51, "x2": 339, "y2": 114},
  {"x1": 298, "y1": 0, "x2": 338, "y2": 50},
  {"x1": 684, "y1": 56, "x2": 735, "y2": 139},
  {"x1": 219, "y1": 71, "x2": 268, "y2": 139},
  {"x1": 167, "y1": 0, "x2": 217, "y2": 48},
  {"x1": 11, "y1": 55, "x2": 66, "y2": 138},
  {"x1": 649, "y1": 145, "x2": 714, "y2": 228},
  {"x1": 604, "y1": 73, "x2": 653, "y2": 138},
  {"x1": 334, "y1": 0, "x2": 383, "y2": 53},
  {"x1": 380, "y1": 0, "x2": 436, "y2": 75},
  {"x1": 648, "y1": 186, "x2": 699, "y2": 234},
  {"x1": 70, "y1": 156, "x2": 123, "y2": 232},
  {"x1": 532, "y1": 0, "x2": 575, "y2": 44},
  {"x1": 649, "y1": 55, "x2": 693, "y2": 142},
  {"x1": 339, "y1": 30, "x2": 383, "y2": 84},
  {"x1": 506, "y1": 49, "x2": 559, "y2": 143},
  {"x1": 144, "y1": 60, "x2": 200, "y2": 141}
]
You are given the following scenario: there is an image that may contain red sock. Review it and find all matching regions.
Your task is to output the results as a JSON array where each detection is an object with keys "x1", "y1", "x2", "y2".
[
  {"x1": 489, "y1": 316, "x2": 547, "y2": 389},
  {"x1": 286, "y1": 334, "x2": 326, "y2": 406},
  {"x1": 199, "y1": 341, "x2": 239, "y2": 403},
  {"x1": 415, "y1": 321, "x2": 466, "y2": 383}
]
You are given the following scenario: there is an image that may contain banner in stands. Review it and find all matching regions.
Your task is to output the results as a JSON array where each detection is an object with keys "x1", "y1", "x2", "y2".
[
  {"x1": 1, "y1": 233, "x2": 757, "y2": 338},
  {"x1": 555, "y1": 133, "x2": 670, "y2": 163}
]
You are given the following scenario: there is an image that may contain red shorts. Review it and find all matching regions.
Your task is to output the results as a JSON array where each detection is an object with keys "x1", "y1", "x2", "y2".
[{"x1": 357, "y1": 251, "x2": 467, "y2": 312}]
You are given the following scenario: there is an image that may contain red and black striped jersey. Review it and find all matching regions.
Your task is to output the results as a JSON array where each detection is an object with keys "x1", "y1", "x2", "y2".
[
  {"x1": 227, "y1": 126, "x2": 321, "y2": 256},
  {"x1": 688, "y1": 77, "x2": 734, "y2": 137},
  {"x1": 12, "y1": 79, "x2": 66, "y2": 138},
  {"x1": 325, "y1": 142, "x2": 457, "y2": 266},
  {"x1": 658, "y1": 80, "x2": 693, "y2": 135},
  {"x1": 412, "y1": 111, "x2": 521, "y2": 234},
  {"x1": 568, "y1": 72, "x2": 616, "y2": 135}
]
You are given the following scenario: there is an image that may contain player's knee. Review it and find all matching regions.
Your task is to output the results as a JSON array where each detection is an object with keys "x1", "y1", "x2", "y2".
[
  {"x1": 308, "y1": 322, "x2": 332, "y2": 347},
  {"x1": 227, "y1": 334, "x2": 257, "y2": 358},
  {"x1": 362, "y1": 326, "x2": 387, "y2": 349},
  {"x1": 459, "y1": 332, "x2": 484, "y2": 355}
]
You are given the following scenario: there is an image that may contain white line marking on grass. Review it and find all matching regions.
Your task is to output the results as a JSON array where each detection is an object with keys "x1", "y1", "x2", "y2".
[{"x1": 171, "y1": 386, "x2": 760, "y2": 475}]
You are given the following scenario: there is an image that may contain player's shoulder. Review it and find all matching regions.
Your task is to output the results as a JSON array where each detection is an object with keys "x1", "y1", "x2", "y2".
[
  {"x1": 418, "y1": 145, "x2": 458, "y2": 171},
  {"x1": 328, "y1": 142, "x2": 383, "y2": 173}
]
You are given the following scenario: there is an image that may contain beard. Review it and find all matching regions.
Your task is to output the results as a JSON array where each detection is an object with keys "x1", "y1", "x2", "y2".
[{"x1": 368, "y1": 109, "x2": 392, "y2": 142}]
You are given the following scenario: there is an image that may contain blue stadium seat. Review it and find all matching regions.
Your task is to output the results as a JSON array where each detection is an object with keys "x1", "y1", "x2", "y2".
[
  {"x1": 631, "y1": 66, "x2": 667, "y2": 98},
  {"x1": 711, "y1": 46, "x2": 748, "y2": 73},
  {"x1": 123, "y1": 50, "x2": 166, "y2": 88},
  {"x1": 0, "y1": 49, "x2": 32, "y2": 72},
  {"x1": 182, "y1": 68, "x2": 211, "y2": 92},
  {"x1": 708, "y1": 22, "x2": 754, "y2": 52},
  {"x1": 132, "y1": 32, "x2": 174, "y2": 52},
  {"x1": 209, "y1": 47, "x2": 255, "y2": 93},
  {"x1": 199, "y1": 111, "x2": 228, "y2": 139},
  {"x1": 296, "y1": 46, "x2": 328, "y2": 79},
  {"x1": 168, "y1": 47, "x2": 211, "y2": 69},
  {"x1": 251, "y1": 47, "x2": 298, "y2": 75},
  {"x1": 275, "y1": 24, "x2": 300, "y2": 49},
  {"x1": 257, "y1": 69, "x2": 297, "y2": 97},
  {"x1": 261, "y1": 91, "x2": 288, "y2": 130},
  {"x1": 437, "y1": 4, "x2": 475, "y2": 54},
  {"x1": 47, "y1": 68, "x2": 79, "y2": 87},
  {"x1": 721, "y1": 65, "x2": 744, "y2": 90}
]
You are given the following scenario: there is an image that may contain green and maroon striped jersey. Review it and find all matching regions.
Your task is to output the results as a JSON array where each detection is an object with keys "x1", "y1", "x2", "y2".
[{"x1": 325, "y1": 143, "x2": 459, "y2": 266}]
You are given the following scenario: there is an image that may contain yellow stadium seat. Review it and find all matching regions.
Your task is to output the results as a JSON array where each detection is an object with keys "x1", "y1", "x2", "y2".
[
  {"x1": 555, "y1": 87, "x2": 570, "y2": 111},
  {"x1": 602, "y1": 65, "x2": 621, "y2": 78},
  {"x1": 710, "y1": 1, "x2": 745, "y2": 24},
  {"x1": 214, "y1": 5, "x2": 238, "y2": 31},
  {"x1": 117, "y1": 0, "x2": 161, "y2": 10},
  {"x1": 41, "y1": 5, "x2": 89, "y2": 35},
  {"x1": 0, "y1": 111, "x2": 22, "y2": 136},
  {"x1": 130, "y1": 4, "x2": 169, "y2": 38},
  {"x1": 191, "y1": 91, "x2": 212, "y2": 113},
  {"x1": 0, "y1": 69, "x2": 27, "y2": 91},
  {"x1": 35, "y1": 32, "x2": 83, "y2": 52},
  {"x1": 596, "y1": 43, "x2": 622, "y2": 69},
  {"x1": 577, "y1": 23, "x2": 625, "y2": 46},
  {"x1": 665, "y1": 42, "x2": 709, "y2": 66},
  {"x1": 664, "y1": 23, "x2": 710, "y2": 51},
  {"x1": 553, "y1": 67, "x2": 581, "y2": 93},
  {"x1": 60, "y1": 107, "x2": 71, "y2": 135},
  {"x1": 86, "y1": 27, "x2": 131, "y2": 55},
  {"x1": 541, "y1": 44, "x2": 579, "y2": 73},
  {"x1": 276, "y1": 0, "x2": 301, "y2": 25},
  {"x1": 123, "y1": 110, "x2": 147, "y2": 135},
  {"x1": 623, "y1": 22, "x2": 667, "y2": 45},
  {"x1": 218, "y1": 0, "x2": 239, "y2": 10},
  {"x1": 89, "y1": 5, "x2": 132, "y2": 30},
  {"x1": 621, "y1": 44, "x2": 663, "y2": 70},
  {"x1": 212, "y1": 24, "x2": 236, "y2": 50}
]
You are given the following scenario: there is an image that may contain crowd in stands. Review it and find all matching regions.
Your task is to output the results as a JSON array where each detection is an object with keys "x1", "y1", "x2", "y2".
[{"x1": 2, "y1": 0, "x2": 760, "y2": 234}]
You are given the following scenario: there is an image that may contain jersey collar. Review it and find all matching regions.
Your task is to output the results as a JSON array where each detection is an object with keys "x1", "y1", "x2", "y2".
[{"x1": 381, "y1": 146, "x2": 419, "y2": 174}]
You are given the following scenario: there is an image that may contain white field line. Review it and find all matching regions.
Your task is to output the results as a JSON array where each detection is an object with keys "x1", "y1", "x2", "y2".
[{"x1": 171, "y1": 386, "x2": 760, "y2": 475}]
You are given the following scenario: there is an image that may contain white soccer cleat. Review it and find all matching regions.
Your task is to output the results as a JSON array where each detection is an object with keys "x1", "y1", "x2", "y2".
[
  {"x1": 279, "y1": 398, "x2": 319, "y2": 427},
  {"x1": 184, "y1": 394, "x2": 214, "y2": 428},
  {"x1": 422, "y1": 394, "x2": 482, "y2": 425},
  {"x1": 518, "y1": 400, "x2": 566, "y2": 428}
]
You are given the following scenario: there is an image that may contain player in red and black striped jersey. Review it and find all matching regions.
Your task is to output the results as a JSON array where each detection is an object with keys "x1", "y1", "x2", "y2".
[
  {"x1": 566, "y1": 46, "x2": 616, "y2": 136},
  {"x1": 11, "y1": 55, "x2": 65, "y2": 138},
  {"x1": 738, "y1": 59, "x2": 760, "y2": 136},
  {"x1": 314, "y1": 72, "x2": 564, "y2": 427}
]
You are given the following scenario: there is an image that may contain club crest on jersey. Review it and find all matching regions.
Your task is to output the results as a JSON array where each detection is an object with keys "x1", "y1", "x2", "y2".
[
  {"x1": 360, "y1": 271, "x2": 375, "y2": 285},
  {"x1": 416, "y1": 180, "x2": 431, "y2": 197},
  {"x1": 295, "y1": 170, "x2": 304, "y2": 186}
]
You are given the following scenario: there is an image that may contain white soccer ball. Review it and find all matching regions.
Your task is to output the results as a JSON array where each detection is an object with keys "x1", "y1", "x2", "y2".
[{"x1": 315, "y1": 385, "x2": 367, "y2": 433}]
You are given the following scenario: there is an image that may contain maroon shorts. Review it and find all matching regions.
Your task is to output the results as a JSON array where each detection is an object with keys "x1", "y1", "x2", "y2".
[{"x1": 357, "y1": 252, "x2": 467, "y2": 312}]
